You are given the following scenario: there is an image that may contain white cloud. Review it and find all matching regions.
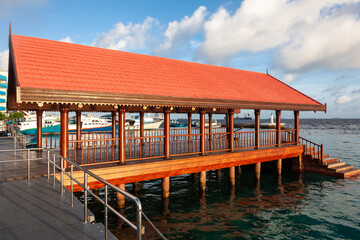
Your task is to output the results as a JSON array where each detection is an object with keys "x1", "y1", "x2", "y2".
[
  {"x1": 156, "y1": 6, "x2": 207, "y2": 55},
  {"x1": 92, "y1": 17, "x2": 155, "y2": 51},
  {"x1": 196, "y1": 0, "x2": 360, "y2": 72},
  {"x1": 59, "y1": 36, "x2": 73, "y2": 43},
  {"x1": 336, "y1": 95, "x2": 352, "y2": 104},
  {"x1": 0, "y1": 49, "x2": 9, "y2": 72},
  {"x1": 282, "y1": 73, "x2": 295, "y2": 83}
]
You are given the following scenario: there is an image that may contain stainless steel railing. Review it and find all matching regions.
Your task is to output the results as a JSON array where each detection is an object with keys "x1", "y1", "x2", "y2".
[{"x1": 46, "y1": 149, "x2": 144, "y2": 240}]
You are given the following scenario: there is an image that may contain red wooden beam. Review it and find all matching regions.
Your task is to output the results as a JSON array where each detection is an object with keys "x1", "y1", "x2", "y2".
[
  {"x1": 60, "y1": 106, "x2": 69, "y2": 167},
  {"x1": 200, "y1": 109, "x2": 206, "y2": 155},
  {"x1": 118, "y1": 107, "x2": 126, "y2": 164},
  {"x1": 294, "y1": 111, "x2": 299, "y2": 144},
  {"x1": 229, "y1": 109, "x2": 234, "y2": 152},
  {"x1": 76, "y1": 110, "x2": 81, "y2": 149},
  {"x1": 255, "y1": 109, "x2": 260, "y2": 149},
  {"x1": 36, "y1": 110, "x2": 43, "y2": 149},
  {"x1": 276, "y1": 110, "x2": 281, "y2": 146},
  {"x1": 164, "y1": 108, "x2": 171, "y2": 159}
]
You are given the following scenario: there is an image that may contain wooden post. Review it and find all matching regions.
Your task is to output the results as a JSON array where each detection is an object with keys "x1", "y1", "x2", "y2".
[
  {"x1": 276, "y1": 110, "x2": 281, "y2": 147},
  {"x1": 255, "y1": 109, "x2": 260, "y2": 149},
  {"x1": 216, "y1": 169, "x2": 222, "y2": 179},
  {"x1": 294, "y1": 111, "x2": 299, "y2": 144},
  {"x1": 118, "y1": 108, "x2": 126, "y2": 164},
  {"x1": 36, "y1": 110, "x2": 43, "y2": 149},
  {"x1": 164, "y1": 109, "x2": 171, "y2": 159},
  {"x1": 111, "y1": 111, "x2": 116, "y2": 160},
  {"x1": 162, "y1": 177, "x2": 170, "y2": 198},
  {"x1": 200, "y1": 110, "x2": 206, "y2": 155},
  {"x1": 229, "y1": 109, "x2": 234, "y2": 152},
  {"x1": 255, "y1": 162, "x2": 261, "y2": 180},
  {"x1": 229, "y1": 166, "x2": 235, "y2": 186},
  {"x1": 188, "y1": 112, "x2": 192, "y2": 151},
  {"x1": 116, "y1": 184, "x2": 126, "y2": 208},
  {"x1": 238, "y1": 165, "x2": 242, "y2": 175},
  {"x1": 133, "y1": 182, "x2": 140, "y2": 191},
  {"x1": 292, "y1": 154, "x2": 303, "y2": 172},
  {"x1": 277, "y1": 159, "x2": 282, "y2": 175},
  {"x1": 60, "y1": 106, "x2": 69, "y2": 167},
  {"x1": 140, "y1": 111, "x2": 144, "y2": 157},
  {"x1": 76, "y1": 110, "x2": 81, "y2": 149},
  {"x1": 199, "y1": 171, "x2": 206, "y2": 193},
  {"x1": 208, "y1": 113, "x2": 212, "y2": 151}
]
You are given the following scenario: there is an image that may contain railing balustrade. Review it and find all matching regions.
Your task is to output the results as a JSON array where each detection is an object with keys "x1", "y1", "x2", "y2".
[
  {"x1": 299, "y1": 136, "x2": 323, "y2": 164},
  {"x1": 234, "y1": 131, "x2": 256, "y2": 149}
]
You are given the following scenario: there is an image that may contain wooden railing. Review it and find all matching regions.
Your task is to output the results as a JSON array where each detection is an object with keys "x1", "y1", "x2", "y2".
[
  {"x1": 299, "y1": 136, "x2": 323, "y2": 164},
  {"x1": 34, "y1": 127, "x2": 302, "y2": 165}
]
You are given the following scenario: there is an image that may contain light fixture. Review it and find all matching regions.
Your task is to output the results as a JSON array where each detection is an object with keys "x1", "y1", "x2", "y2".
[
  {"x1": 78, "y1": 103, "x2": 83, "y2": 109},
  {"x1": 191, "y1": 107, "x2": 196, "y2": 111},
  {"x1": 170, "y1": 107, "x2": 174, "y2": 111},
  {"x1": 143, "y1": 106, "x2": 148, "y2": 110},
  {"x1": 114, "y1": 105, "x2": 118, "y2": 109},
  {"x1": 212, "y1": 108, "x2": 216, "y2": 112},
  {"x1": 37, "y1": 102, "x2": 43, "y2": 107}
]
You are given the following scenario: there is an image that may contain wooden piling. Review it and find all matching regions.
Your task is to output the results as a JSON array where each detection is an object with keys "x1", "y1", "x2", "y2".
[
  {"x1": 199, "y1": 171, "x2": 206, "y2": 193},
  {"x1": 216, "y1": 169, "x2": 222, "y2": 178},
  {"x1": 133, "y1": 182, "x2": 140, "y2": 192},
  {"x1": 237, "y1": 165, "x2": 242, "y2": 175},
  {"x1": 162, "y1": 177, "x2": 170, "y2": 198},
  {"x1": 116, "y1": 184, "x2": 126, "y2": 208},
  {"x1": 277, "y1": 159, "x2": 282, "y2": 175},
  {"x1": 255, "y1": 162, "x2": 261, "y2": 180},
  {"x1": 229, "y1": 166, "x2": 235, "y2": 186}
]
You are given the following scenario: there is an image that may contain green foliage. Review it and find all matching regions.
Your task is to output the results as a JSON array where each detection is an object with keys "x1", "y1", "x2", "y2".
[
  {"x1": 9, "y1": 112, "x2": 24, "y2": 121},
  {"x1": 0, "y1": 111, "x2": 5, "y2": 120}
]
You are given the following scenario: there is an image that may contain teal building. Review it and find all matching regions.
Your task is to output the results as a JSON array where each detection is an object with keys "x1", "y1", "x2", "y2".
[{"x1": 0, "y1": 73, "x2": 7, "y2": 112}]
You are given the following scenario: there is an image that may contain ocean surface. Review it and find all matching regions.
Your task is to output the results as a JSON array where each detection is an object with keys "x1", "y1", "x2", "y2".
[{"x1": 78, "y1": 119, "x2": 360, "y2": 239}]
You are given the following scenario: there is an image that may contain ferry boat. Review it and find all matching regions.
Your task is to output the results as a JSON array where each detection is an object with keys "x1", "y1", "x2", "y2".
[
  {"x1": 19, "y1": 112, "x2": 60, "y2": 135},
  {"x1": 170, "y1": 120, "x2": 187, "y2": 127},
  {"x1": 126, "y1": 115, "x2": 164, "y2": 130},
  {"x1": 235, "y1": 112, "x2": 252, "y2": 120}
]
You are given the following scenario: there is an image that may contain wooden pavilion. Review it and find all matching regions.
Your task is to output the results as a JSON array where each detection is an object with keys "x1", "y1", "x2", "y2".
[{"x1": 11, "y1": 31, "x2": 355, "y2": 199}]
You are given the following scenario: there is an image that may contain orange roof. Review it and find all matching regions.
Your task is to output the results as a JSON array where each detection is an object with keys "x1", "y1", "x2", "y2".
[{"x1": 9, "y1": 34, "x2": 325, "y2": 111}]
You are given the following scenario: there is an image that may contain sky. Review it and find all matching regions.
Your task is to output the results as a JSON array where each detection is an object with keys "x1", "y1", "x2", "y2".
[{"x1": 0, "y1": 0, "x2": 360, "y2": 119}]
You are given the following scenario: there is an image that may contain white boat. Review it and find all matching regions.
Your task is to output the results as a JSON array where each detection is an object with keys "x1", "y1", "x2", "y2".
[
  {"x1": 195, "y1": 119, "x2": 222, "y2": 128},
  {"x1": 69, "y1": 114, "x2": 112, "y2": 132},
  {"x1": 19, "y1": 111, "x2": 60, "y2": 135},
  {"x1": 126, "y1": 115, "x2": 163, "y2": 130}
]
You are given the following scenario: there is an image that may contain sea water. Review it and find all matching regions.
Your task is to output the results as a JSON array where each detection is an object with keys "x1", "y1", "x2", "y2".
[{"x1": 79, "y1": 119, "x2": 360, "y2": 239}]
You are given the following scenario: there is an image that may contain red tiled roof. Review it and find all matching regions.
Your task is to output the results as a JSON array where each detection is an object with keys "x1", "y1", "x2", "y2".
[{"x1": 10, "y1": 34, "x2": 323, "y2": 109}]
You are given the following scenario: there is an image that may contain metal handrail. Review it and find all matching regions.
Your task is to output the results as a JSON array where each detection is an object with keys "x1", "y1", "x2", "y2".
[{"x1": 45, "y1": 149, "x2": 144, "y2": 240}]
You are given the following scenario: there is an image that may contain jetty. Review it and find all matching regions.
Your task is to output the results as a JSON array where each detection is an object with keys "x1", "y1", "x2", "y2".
[{"x1": 2, "y1": 31, "x2": 360, "y2": 239}]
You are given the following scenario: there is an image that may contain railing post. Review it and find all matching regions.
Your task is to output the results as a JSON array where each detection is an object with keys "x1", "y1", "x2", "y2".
[
  {"x1": 200, "y1": 109, "x2": 206, "y2": 155},
  {"x1": 136, "y1": 202, "x2": 143, "y2": 240},
  {"x1": 84, "y1": 172, "x2": 88, "y2": 223},
  {"x1": 47, "y1": 150, "x2": 50, "y2": 179},
  {"x1": 53, "y1": 153, "x2": 56, "y2": 186},
  {"x1": 105, "y1": 185, "x2": 108, "y2": 240},
  {"x1": 71, "y1": 164, "x2": 74, "y2": 207},
  {"x1": 254, "y1": 109, "x2": 261, "y2": 149},
  {"x1": 229, "y1": 109, "x2": 234, "y2": 152},
  {"x1": 60, "y1": 157, "x2": 64, "y2": 195},
  {"x1": 27, "y1": 149, "x2": 30, "y2": 183},
  {"x1": 321, "y1": 144, "x2": 324, "y2": 164}
]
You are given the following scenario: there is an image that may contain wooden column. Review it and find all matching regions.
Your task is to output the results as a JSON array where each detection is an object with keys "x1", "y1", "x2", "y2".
[
  {"x1": 76, "y1": 110, "x2": 81, "y2": 149},
  {"x1": 200, "y1": 110, "x2": 206, "y2": 155},
  {"x1": 255, "y1": 162, "x2": 261, "y2": 180},
  {"x1": 199, "y1": 171, "x2": 206, "y2": 193},
  {"x1": 208, "y1": 113, "x2": 212, "y2": 151},
  {"x1": 292, "y1": 154, "x2": 303, "y2": 172},
  {"x1": 140, "y1": 111, "x2": 144, "y2": 157},
  {"x1": 229, "y1": 109, "x2": 234, "y2": 152},
  {"x1": 294, "y1": 111, "x2": 299, "y2": 144},
  {"x1": 229, "y1": 166, "x2": 235, "y2": 186},
  {"x1": 276, "y1": 110, "x2": 281, "y2": 147},
  {"x1": 255, "y1": 109, "x2": 261, "y2": 149},
  {"x1": 162, "y1": 176, "x2": 170, "y2": 198},
  {"x1": 187, "y1": 112, "x2": 192, "y2": 151},
  {"x1": 60, "y1": 106, "x2": 69, "y2": 167},
  {"x1": 116, "y1": 184, "x2": 126, "y2": 208},
  {"x1": 111, "y1": 111, "x2": 116, "y2": 160},
  {"x1": 36, "y1": 110, "x2": 43, "y2": 149},
  {"x1": 164, "y1": 109, "x2": 171, "y2": 159},
  {"x1": 118, "y1": 108, "x2": 126, "y2": 164}
]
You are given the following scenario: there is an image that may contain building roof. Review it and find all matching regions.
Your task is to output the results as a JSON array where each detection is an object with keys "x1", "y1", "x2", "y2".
[{"x1": 8, "y1": 34, "x2": 325, "y2": 111}]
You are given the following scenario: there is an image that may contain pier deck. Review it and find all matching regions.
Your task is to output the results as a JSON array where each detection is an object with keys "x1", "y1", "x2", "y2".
[{"x1": 62, "y1": 145, "x2": 304, "y2": 191}]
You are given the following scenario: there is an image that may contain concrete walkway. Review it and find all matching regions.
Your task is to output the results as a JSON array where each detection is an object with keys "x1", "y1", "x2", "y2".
[{"x1": 0, "y1": 176, "x2": 117, "y2": 240}]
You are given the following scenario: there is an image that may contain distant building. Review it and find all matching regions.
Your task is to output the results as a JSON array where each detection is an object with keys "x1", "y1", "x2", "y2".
[{"x1": 0, "y1": 72, "x2": 7, "y2": 113}]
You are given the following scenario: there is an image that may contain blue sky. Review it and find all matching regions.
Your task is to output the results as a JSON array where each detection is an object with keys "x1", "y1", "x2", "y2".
[{"x1": 1, "y1": 0, "x2": 360, "y2": 119}]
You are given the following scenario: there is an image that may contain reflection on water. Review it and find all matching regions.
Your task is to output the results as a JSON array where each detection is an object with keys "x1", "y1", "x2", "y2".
[{"x1": 78, "y1": 119, "x2": 360, "y2": 239}]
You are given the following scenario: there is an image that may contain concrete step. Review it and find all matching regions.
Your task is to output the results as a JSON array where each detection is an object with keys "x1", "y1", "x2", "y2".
[
  {"x1": 329, "y1": 165, "x2": 353, "y2": 172},
  {"x1": 337, "y1": 168, "x2": 360, "y2": 178},
  {"x1": 326, "y1": 162, "x2": 346, "y2": 168},
  {"x1": 323, "y1": 157, "x2": 338, "y2": 164}
]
